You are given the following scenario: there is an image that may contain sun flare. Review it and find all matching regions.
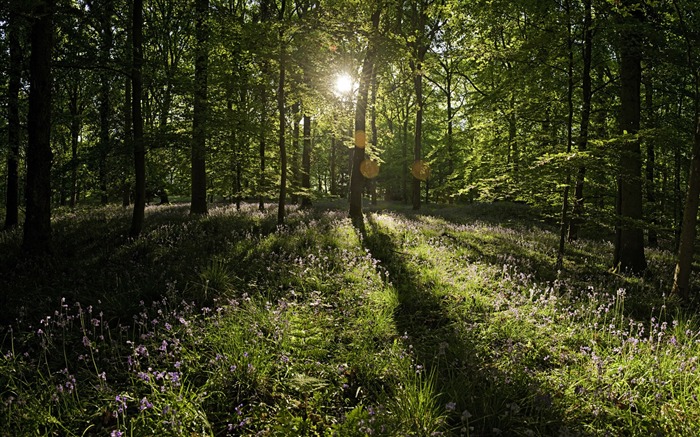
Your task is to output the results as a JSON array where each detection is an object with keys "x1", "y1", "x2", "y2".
[{"x1": 334, "y1": 73, "x2": 354, "y2": 95}]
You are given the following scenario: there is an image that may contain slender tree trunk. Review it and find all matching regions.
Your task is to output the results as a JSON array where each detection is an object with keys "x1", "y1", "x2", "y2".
[
  {"x1": 411, "y1": 58, "x2": 424, "y2": 211},
  {"x1": 277, "y1": 32, "x2": 287, "y2": 226},
  {"x1": 23, "y1": 0, "x2": 54, "y2": 255},
  {"x1": 5, "y1": 4, "x2": 21, "y2": 230},
  {"x1": 645, "y1": 71, "x2": 658, "y2": 247},
  {"x1": 370, "y1": 65, "x2": 378, "y2": 206},
  {"x1": 350, "y1": 8, "x2": 381, "y2": 220},
  {"x1": 191, "y1": 0, "x2": 209, "y2": 214},
  {"x1": 330, "y1": 135, "x2": 337, "y2": 196},
  {"x1": 613, "y1": 1, "x2": 646, "y2": 273},
  {"x1": 98, "y1": 0, "x2": 113, "y2": 205},
  {"x1": 671, "y1": 0, "x2": 700, "y2": 299},
  {"x1": 300, "y1": 114, "x2": 312, "y2": 208},
  {"x1": 556, "y1": 1, "x2": 575, "y2": 272},
  {"x1": 569, "y1": 0, "x2": 592, "y2": 241},
  {"x1": 402, "y1": 115, "x2": 408, "y2": 203},
  {"x1": 129, "y1": 0, "x2": 146, "y2": 237},
  {"x1": 291, "y1": 102, "x2": 300, "y2": 204},
  {"x1": 672, "y1": 112, "x2": 700, "y2": 299},
  {"x1": 69, "y1": 83, "x2": 80, "y2": 208}
]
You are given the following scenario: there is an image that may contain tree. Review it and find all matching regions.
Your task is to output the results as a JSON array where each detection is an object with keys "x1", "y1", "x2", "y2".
[
  {"x1": 129, "y1": 0, "x2": 146, "y2": 237},
  {"x1": 191, "y1": 0, "x2": 209, "y2": 215},
  {"x1": 4, "y1": 0, "x2": 22, "y2": 230},
  {"x1": 613, "y1": 0, "x2": 647, "y2": 273},
  {"x1": 23, "y1": 0, "x2": 55, "y2": 254},
  {"x1": 671, "y1": 0, "x2": 700, "y2": 299},
  {"x1": 349, "y1": 7, "x2": 381, "y2": 220}
]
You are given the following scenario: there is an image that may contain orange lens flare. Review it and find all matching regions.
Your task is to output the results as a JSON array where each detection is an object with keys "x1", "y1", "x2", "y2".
[
  {"x1": 360, "y1": 159, "x2": 380, "y2": 179},
  {"x1": 411, "y1": 160, "x2": 431, "y2": 181}
]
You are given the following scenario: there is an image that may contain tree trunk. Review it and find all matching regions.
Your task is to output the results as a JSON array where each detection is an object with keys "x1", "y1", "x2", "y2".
[
  {"x1": 349, "y1": 9, "x2": 380, "y2": 220},
  {"x1": 191, "y1": 0, "x2": 209, "y2": 214},
  {"x1": 671, "y1": 0, "x2": 700, "y2": 299},
  {"x1": 370, "y1": 65, "x2": 378, "y2": 206},
  {"x1": 98, "y1": 0, "x2": 113, "y2": 205},
  {"x1": 300, "y1": 114, "x2": 312, "y2": 208},
  {"x1": 569, "y1": 0, "x2": 592, "y2": 241},
  {"x1": 69, "y1": 83, "x2": 80, "y2": 209},
  {"x1": 645, "y1": 71, "x2": 658, "y2": 247},
  {"x1": 291, "y1": 102, "x2": 300, "y2": 204},
  {"x1": 411, "y1": 58, "x2": 424, "y2": 211},
  {"x1": 672, "y1": 114, "x2": 700, "y2": 299},
  {"x1": 330, "y1": 136, "x2": 337, "y2": 196},
  {"x1": 556, "y1": 0, "x2": 575, "y2": 272},
  {"x1": 613, "y1": 1, "x2": 646, "y2": 273},
  {"x1": 5, "y1": 3, "x2": 21, "y2": 230},
  {"x1": 129, "y1": 0, "x2": 146, "y2": 237},
  {"x1": 277, "y1": 32, "x2": 287, "y2": 226},
  {"x1": 23, "y1": 0, "x2": 54, "y2": 255}
]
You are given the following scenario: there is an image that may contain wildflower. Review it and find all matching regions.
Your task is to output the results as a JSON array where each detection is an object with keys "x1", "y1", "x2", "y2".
[
  {"x1": 111, "y1": 431, "x2": 123, "y2": 437},
  {"x1": 139, "y1": 397, "x2": 153, "y2": 411},
  {"x1": 446, "y1": 402, "x2": 457, "y2": 411}
]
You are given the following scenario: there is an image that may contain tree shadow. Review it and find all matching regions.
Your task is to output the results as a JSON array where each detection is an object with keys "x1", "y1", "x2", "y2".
[{"x1": 356, "y1": 213, "x2": 573, "y2": 436}]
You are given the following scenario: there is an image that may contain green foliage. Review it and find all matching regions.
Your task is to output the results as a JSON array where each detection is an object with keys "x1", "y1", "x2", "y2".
[{"x1": 3, "y1": 202, "x2": 700, "y2": 435}]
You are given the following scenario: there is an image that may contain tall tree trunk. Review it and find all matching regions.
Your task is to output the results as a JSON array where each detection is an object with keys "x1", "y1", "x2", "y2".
[
  {"x1": 300, "y1": 114, "x2": 312, "y2": 208},
  {"x1": 23, "y1": 0, "x2": 54, "y2": 255},
  {"x1": 671, "y1": 0, "x2": 700, "y2": 299},
  {"x1": 191, "y1": 0, "x2": 209, "y2": 214},
  {"x1": 350, "y1": 8, "x2": 381, "y2": 220},
  {"x1": 69, "y1": 84, "x2": 80, "y2": 208},
  {"x1": 672, "y1": 113, "x2": 700, "y2": 299},
  {"x1": 277, "y1": 31, "x2": 287, "y2": 226},
  {"x1": 5, "y1": 3, "x2": 21, "y2": 230},
  {"x1": 411, "y1": 56, "x2": 425, "y2": 211},
  {"x1": 98, "y1": 0, "x2": 113, "y2": 205},
  {"x1": 645, "y1": 71, "x2": 658, "y2": 247},
  {"x1": 613, "y1": 1, "x2": 646, "y2": 273},
  {"x1": 330, "y1": 135, "x2": 337, "y2": 196},
  {"x1": 556, "y1": 1, "x2": 575, "y2": 272},
  {"x1": 129, "y1": 0, "x2": 146, "y2": 237},
  {"x1": 402, "y1": 115, "x2": 408, "y2": 203},
  {"x1": 122, "y1": 0, "x2": 133, "y2": 208},
  {"x1": 370, "y1": 65, "x2": 378, "y2": 206},
  {"x1": 569, "y1": 0, "x2": 593, "y2": 241},
  {"x1": 291, "y1": 102, "x2": 300, "y2": 204}
]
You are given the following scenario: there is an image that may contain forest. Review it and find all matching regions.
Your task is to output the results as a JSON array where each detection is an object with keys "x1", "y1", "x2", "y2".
[{"x1": 2, "y1": 0, "x2": 700, "y2": 435}]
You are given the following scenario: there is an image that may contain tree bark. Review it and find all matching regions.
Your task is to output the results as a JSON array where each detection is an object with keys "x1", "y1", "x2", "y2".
[
  {"x1": 277, "y1": 35, "x2": 287, "y2": 225},
  {"x1": 5, "y1": 3, "x2": 21, "y2": 230},
  {"x1": 69, "y1": 83, "x2": 80, "y2": 208},
  {"x1": 300, "y1": 114, "x2": 312, "y2": 208},
  {"x1": 349, "y1": 9, "x2": 381, "y2": 220},
  {"x1": 191, "y1": 0, "x2": 209, "y2": 214},
  {"x1": 23, "y1": 0, "x2": 54, "y2": 255},
  {"x1": 556, "y1": 0, "x2": 575, "y2": 272},
  {"x1": 98, "y1": 0, "x2": 113, "y2": 205},
  {"x1": 613, "y1": 1, "x2": 646, "y2": 273},
  {"x1": 569, "y1": 0, "x2": 592, "y2": 241},
  {"x1": 129, "y1": 0, "x2": 146, "y2": 237},
  {"x1": 672, "y1": 114, "x2": 700, "y2": 299}
]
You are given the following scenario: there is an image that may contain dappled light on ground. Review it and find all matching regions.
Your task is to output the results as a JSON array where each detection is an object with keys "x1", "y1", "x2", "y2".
[{"x1": 1, "y1": 202, "x2": 698, "y2": 436}]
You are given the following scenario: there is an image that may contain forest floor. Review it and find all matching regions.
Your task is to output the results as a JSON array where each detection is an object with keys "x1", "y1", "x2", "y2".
[{"x1": 1, "y1": 200, "x2": 699, "y2": 436}]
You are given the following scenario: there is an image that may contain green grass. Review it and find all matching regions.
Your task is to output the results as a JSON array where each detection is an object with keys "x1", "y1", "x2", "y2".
[{"x1": 1, "y1": 201, "x2": 699, "y2": 436}]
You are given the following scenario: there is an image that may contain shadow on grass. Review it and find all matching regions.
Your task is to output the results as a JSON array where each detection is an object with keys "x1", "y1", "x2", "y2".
[
  {"x1": 0, "y1": 203, "x2": 309, "y2": 328},
  {"x1": 354, "y1": 213, "x2": 570, "y2": 436}
]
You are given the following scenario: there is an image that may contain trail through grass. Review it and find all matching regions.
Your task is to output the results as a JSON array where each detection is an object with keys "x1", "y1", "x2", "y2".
[{"x1": 1, "y1": 201, "x2": 699, "y2": 436}]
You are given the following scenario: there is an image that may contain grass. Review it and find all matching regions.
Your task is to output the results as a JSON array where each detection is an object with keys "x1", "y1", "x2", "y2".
[{"x1": 1, "y1": 200, "x2": 699, "y2": 436}]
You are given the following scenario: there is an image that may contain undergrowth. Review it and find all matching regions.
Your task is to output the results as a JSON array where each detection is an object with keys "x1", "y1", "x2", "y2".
[{"x1": 1, "y1": 201, "x2": 698, "y2": 436}]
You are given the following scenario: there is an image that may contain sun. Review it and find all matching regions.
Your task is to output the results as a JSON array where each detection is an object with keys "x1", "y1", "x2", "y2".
[{"x1": 334, "y1": 73, "x2": 354, "y2": 96}]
